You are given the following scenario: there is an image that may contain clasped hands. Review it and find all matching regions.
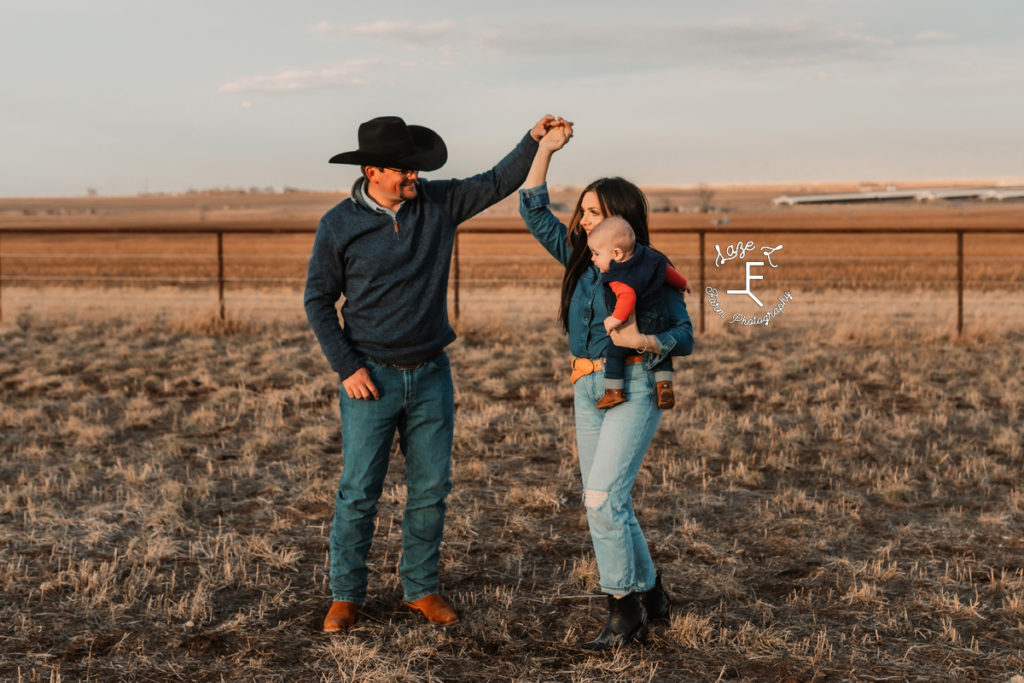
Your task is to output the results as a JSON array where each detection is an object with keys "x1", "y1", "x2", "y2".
[{"x1": 530, "y1": 115, "x2": 574, "y2": 151}]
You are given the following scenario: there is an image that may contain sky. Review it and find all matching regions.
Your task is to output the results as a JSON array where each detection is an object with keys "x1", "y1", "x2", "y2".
[{"x1": 2, "y1": 0, "x2": 1022, "y2": 197}]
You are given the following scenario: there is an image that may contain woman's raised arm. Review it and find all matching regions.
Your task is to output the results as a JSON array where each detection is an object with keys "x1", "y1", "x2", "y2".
[
  {"x1": 524, "y1": 119, "x2": 573, "y2": 189},
  {"x1": 518, "y1": 119, "x2": 575, "y2": 266}
]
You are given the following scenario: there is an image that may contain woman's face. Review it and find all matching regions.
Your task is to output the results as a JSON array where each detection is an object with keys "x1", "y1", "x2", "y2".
[{"x1": 578, "y1": 191, "x2": 605, "y2": 234}]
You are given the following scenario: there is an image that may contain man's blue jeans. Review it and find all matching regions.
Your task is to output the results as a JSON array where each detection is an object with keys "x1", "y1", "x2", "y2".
[
  {"x1": 573, "y1": 361, "x2": 661, "y2": 596},
  {"x1": 330, "y1": 353, "x2": 454, "y2": 605}
]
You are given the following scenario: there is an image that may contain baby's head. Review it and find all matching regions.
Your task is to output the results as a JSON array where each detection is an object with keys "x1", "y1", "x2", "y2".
[{"x1": 587, "y1": 216, "x2": 636, "y2": 273}]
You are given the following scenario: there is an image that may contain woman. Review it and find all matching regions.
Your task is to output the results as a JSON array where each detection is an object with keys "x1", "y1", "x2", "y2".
[{"x1": 519, "y1": 121, "x2": 695, "y2": 650}]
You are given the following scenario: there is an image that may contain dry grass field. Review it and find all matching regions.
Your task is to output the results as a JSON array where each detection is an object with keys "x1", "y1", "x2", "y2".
[
  {"x1": 1, "y1": 298, "x2": 1023, "y2": 681},
  {"x1": 1, "y1": 187, "x2": 1023, "y2": 680}
]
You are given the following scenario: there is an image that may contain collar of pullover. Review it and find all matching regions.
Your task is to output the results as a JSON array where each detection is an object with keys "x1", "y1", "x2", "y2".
[{"x1": 352, "y1": 177, "x2": 402, "y2": 220}]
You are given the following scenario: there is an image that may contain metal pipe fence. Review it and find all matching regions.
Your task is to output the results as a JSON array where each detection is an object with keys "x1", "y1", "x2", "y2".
[
  {"x1": 451, "y1": 226, "x2": 1023, "y2": 336},
  {"x1": 1, "y1": 225, "x2": 1022, "y2": 335}
]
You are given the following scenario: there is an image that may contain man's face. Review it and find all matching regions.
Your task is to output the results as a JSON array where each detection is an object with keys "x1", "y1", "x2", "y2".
[{"x1": 367, "y1": 167, "x2": 419, "y2": 207}]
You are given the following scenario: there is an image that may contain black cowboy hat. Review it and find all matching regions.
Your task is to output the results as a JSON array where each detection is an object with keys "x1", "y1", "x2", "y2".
[{"x1": 329, "y1": 116, "x2": 447, "y2": 172}]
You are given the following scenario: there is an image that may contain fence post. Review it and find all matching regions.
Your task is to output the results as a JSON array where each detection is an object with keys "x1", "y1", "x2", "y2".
[
  {"x1": 453, "y1": 229, "x2": 460, "y2": 323},
  {"x1": 957, "y1": 231, "x2": 964, "y2": 336},
  {"x1": 217, "y1": 232, "x2": 225, "y2": 321},
  {"x1": 698, "y1": 231, "x2": 705, "y2": 334}
]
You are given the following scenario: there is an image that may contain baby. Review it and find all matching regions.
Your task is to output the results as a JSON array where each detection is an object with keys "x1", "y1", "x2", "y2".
[{"x1": 587, "y1": 216, "x2": 689, "y2": 410}]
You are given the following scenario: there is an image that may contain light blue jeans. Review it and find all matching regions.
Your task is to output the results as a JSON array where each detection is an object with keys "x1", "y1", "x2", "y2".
[
  {"x1": 330, "y1": 353, "x2": 454, "y2": 605},
  {"x1": 573, "y1": 362, "x2": 661, "y2": 596}
]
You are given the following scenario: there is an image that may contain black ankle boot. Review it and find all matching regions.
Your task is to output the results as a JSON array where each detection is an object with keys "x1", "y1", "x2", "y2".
[
  {"x1": 581, "y1": 593, "x2": 648, "y2": 650},
  {"x1": 643, "y1": 571, "x2": 671, "y2": 621}
]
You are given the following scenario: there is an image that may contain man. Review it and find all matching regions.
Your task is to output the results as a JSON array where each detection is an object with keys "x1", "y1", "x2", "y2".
[{"x1": 305, "y1": 114, "x2": 558, "y2": 633}]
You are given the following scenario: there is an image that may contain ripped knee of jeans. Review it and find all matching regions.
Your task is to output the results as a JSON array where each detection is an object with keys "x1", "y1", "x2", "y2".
[{"x1": 584, "y1": 489, "x2": 608, "y2": 509}]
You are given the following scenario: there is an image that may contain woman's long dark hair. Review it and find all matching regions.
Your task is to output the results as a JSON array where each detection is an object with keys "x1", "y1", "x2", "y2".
[{"x1": 558, "y1": 177, "x2": 652, "y2": 332}]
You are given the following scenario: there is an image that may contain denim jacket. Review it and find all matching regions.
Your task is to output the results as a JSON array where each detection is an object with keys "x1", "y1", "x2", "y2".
[{"x1": 518, "y1": 183, "x2": 695, "y2": 368}]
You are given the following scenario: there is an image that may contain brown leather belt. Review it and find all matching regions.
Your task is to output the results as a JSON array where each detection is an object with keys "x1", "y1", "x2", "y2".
[{"x1": 570, "y1": 355, "x2": 643, "y2": 385}]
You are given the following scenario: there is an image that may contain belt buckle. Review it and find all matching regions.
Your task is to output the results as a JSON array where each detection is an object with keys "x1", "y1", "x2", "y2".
[
  {"x1": 572, "y1": 357, "x2": 600, "y2": 372},
  {"x1": 370, "y1": 356, "x2": 426, "y2": 370},
  {"x1": 570, "y1": 357, "x2": 602, "y2": 385}
]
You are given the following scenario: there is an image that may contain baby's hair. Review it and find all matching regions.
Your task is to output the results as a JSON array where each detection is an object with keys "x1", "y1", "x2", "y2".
[{"x1": 588, "y1": 215, "x2": 636, "y2": 252}]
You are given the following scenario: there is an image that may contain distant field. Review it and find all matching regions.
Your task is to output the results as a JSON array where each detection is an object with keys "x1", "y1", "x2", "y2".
[
  {"x1": 1, "y1": 187, "x2": 1021, "y2": 344},
  {"x1": 1, "y1": 211, "x2": 1022, "y2": 292}
]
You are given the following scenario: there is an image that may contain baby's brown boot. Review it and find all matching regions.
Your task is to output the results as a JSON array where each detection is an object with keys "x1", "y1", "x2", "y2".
[
  {"x1": 656, "y1": 381, "x2": 675, "y2": 409},
  {"x1": 596, "y1": 389, "x2": 627, "y2": 410}
]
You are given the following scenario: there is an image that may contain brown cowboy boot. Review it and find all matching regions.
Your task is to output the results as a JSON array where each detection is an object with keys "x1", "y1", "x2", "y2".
[
  {"x1": 405, "y1": 594, "x2": 459, "y2": 625},
  {"x1": 323, "y1": 601, "x2": 361, "y2": 633},
  {"x1": 596, "y1": 388, "x2": 627, "y2": 410},
  {"x1": 655, "y1": 381, "x2": 675, "y2": 409}
]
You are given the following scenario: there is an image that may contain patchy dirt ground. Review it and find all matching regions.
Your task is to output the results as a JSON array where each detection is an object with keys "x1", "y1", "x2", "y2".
[{"x1": 1, "y1": 308, "x2": 1023, "y2": 681}]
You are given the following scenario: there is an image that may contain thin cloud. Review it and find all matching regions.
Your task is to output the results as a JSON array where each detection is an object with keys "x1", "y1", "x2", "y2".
[
  {"x1": 218, "y1": 59, "x2": 378, "y2": 94},
  {"x1": 309, "y1": 20, "x2": 457, "y2": 44},
  {"x1": 915, "y1": 30, "x2": 958, "y2": 41},
  {"x1": 480, "y1": 18, "x2": 895, "y2": 69},
  {"x1": 218, "y1": 17, "x2": 909, "y2": 98},
  {"x1": 696, "y1": 19, "x2": 892, "y2": 65}
]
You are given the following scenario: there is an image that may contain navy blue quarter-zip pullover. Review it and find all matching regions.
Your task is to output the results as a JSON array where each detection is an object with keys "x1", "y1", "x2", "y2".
[{"x1": 304, "y1": 132, "x2": 538, "y2": 380}]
